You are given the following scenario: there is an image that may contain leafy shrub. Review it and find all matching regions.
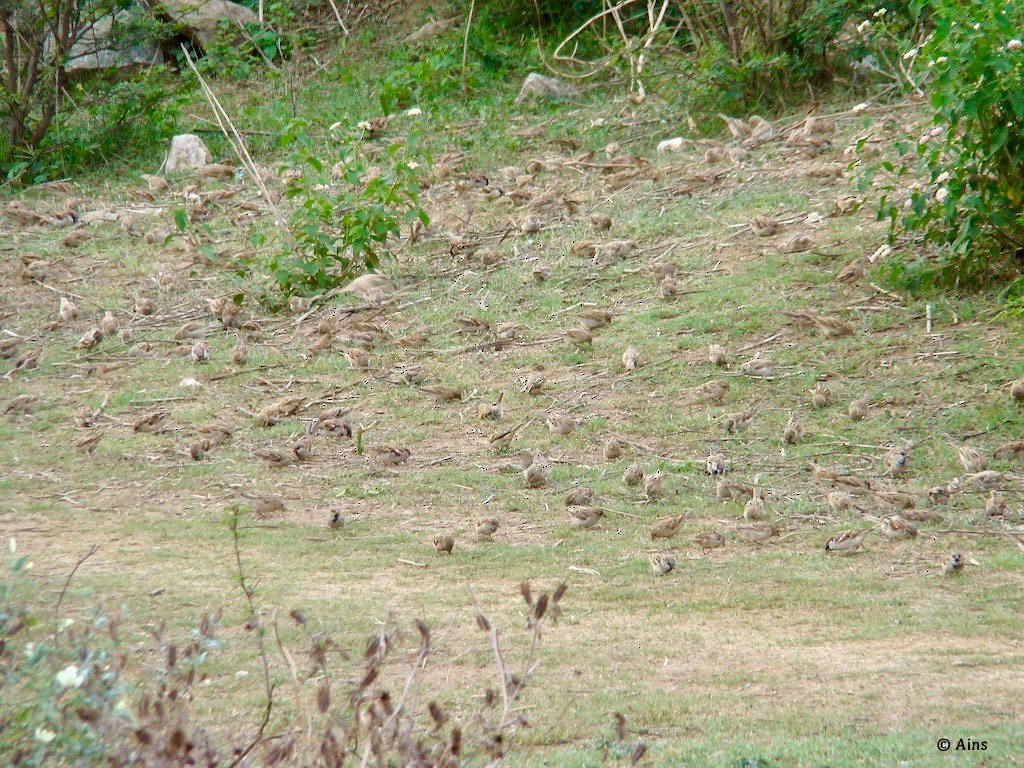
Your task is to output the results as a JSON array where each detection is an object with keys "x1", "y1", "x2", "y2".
[
  {"x1": 258, "y1": 119, "x2": 428, "y2": 302},
  {"x1": 874, "y1": 0, "x2": 1024, "y2": 288}
]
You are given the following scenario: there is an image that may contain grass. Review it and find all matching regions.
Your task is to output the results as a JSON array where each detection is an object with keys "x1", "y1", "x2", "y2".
[{"x1": 2, "y1": 13, "x2": 1024, "y2": 768}]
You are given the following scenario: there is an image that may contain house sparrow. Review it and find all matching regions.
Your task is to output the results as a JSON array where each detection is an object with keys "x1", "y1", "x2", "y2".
[
  {"x1": 132, "y1": 410, "x2": 168, "y2": 433},
  {"x1": 643, "y1": 471, "x2": 666, "y2": 500},
  {"x1": 76, "y1": 327, "x2": 103, "y2": 350},
  {"x1": 520, "y1": 369, "x2": 546, "y2": 395},
  {"x1": 546, "y1": 414, "x2": 577, "y2": 436},
  {"x1": 589, "y1": 213, "x2": 613, "y2": 231},
  {"x1": 695, "y1": 531, "x2": 725, "y2": 553},
  {"x1": 649, "y1": 553, "x2": 676, "y2": 576},
  {"x1": 649, "y1": 260, "x2": 677, "y2": 279},
  {"x1": 475, "y1": 518, "x2": 499, "y2": 540},
  {"x1": 659, "y1": 275, "x2": 679, "y2": 299},
  {"x1": 134, "y1": 297, "x2": 156, "y2": 316},
  {"x1": 255, "y1": 449, "x2": 297, "y2": 469},
  {"x1": 715, "y1": 479, "x2": 754, "y2": 502},
  {"x1": 985, "y1": 490, "x2": 1007, "y2": 516},
  {"x1": 453, "y1": 315, "x2": 490, "y2": 334},
  {"x1": 231, "y1": 336, "x2": 248, "y2": 366},
  {"x1": 173, "y1": 322, "x2": 206, "y2": 340},
  {"x1": 568, "y1": 506, "x2": 604, "y2": 529},
  {"x1": 692, "y1": 378, "x2": 729, "y2": 403},
  {"x1": 724, "y1": 408, "x2": 756, "y2": 433},
  {"x1": 489, "y1": 422, "x2": 525, "y2": 451},
  {"x1": 873, "y1": 490, "x2": 916, "y2": 510},
  {"x1": 254, "y1": 396, "x2": 306, "y2": 427},
  {"x1": 578, "y1": 310, "x2": 613, "y2": 331},
  {"x1": 993, "y1": 439, "x2": 1024, "y2": 461},
  {"x1": 564, "y1": 328, "x2": 594, "y2": 346},
  {"x1": 813, "y1": 466, "x2": 872, "y2": 494},
  {"x1": 433, "y1": 534, "x2": 455, "y2": 554},
  {"x1": 532, "y1": 263, "x2": 552, "y2": 283},
  {"x1": 190, "y1": 340, "x2": 209, "y2": 364},
  {"x1": 75, "y1": 433, "x2": 103, "y2": 454},
  {"x1": 943, "y1": 552, "x2": 965, "y2": 576},
  {"x1": 958, "y1": 445, "x2": 988, "y2": 472},
  {"x1": 848, "y1": 396, "x2": 870, "y2": 421},
  {"x1": 370, "y1": 446, "x2": 410, "y2": 466},
  {"x1": 900, "y1": 507, "x2": 944, "y2": 523},
  {"x1": 197, "y1": 424, "x2": 232, "y2": 446},
  {"x1": 604, "y1": 437, "x2": 626, "y2": 461},
  {"x1": 565, "y1": 487, "x2": 595, "y2": 507},
  {"x1": 477, "y1": 398, "x2": 503, "y2": 420},
  {"x1": 240, "y1": 491, "x2": 285, "y2": 518},
  {"x1": 0, "y1": 336, "x2": 22, "y2": 359},
  {"x1": 100, "y1": 311, "x2": 119, "y2": 336},
  {"x1": 58, "y1": 296, "x2": 79, "y2": 323},
  {"x1": 523, "y1": 457, "x2": 550, "y2": 488},
  {"x1": 328, "y1": 509, "x2": 345, "y2": 531},
  {"x1": 739, "y1": 356, "x2": 775, "y2": 378},
  {"x1": 623, "y1": 464, "x2": 644, "y2": 487},
  {"x1": 420, "y1": 385, "x2": 463, "y2": 402},
  {"x1": 878, "y1": 515, "x2": 918, "y2": 540},
  {"x1": 750, "y1": 215, "x2": 780, "y2": 236},
  {"x1": 964, "y1": 470, "x2": 1004, "y2": 488},
  {"x1": 189, "y1": 440, "x2": 210, "y2": 461},
  {"x1": 810, "y1": 383, "x2": 830, "y2": 408},
  {"x1": 705, "y1": 453, "x2": 727, "y2": 475},
  {"x1": 344, "y1": 348, "x2": 371, "y2": 370},
  {"x1": 738, "y1": 523, "x2": 778, "y2": 543},
  {"x1": 650, "y1": 513, "x2": 685, "y2": 540},
  {"x1": 886, "y1": 446, "x2": 910, "y2": 478},
  {"x1": 708, "y1": 344, "x2": 729, "y2": 367},
  {"x1": 1010, "y1": 376, "x2": 1024, "y2": 402},
  {"x1": 743, "y1": 492, "x2": 766, "y2": 521},
  {"x1": 622, "y1": 346, "x2": 644, "y2": 371},
  {"x1": 782, "y1": 413, "x2": 803, "y2": 445},
  {"x1": 288, "y1": 296, "x2": 311, "y2": 314},
  {"x1": 824, "y1": 529, "x2": 869, "y2": 554}
]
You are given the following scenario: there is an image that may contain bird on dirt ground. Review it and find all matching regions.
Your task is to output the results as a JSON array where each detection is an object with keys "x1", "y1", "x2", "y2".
[
  {"x1": 568, "y1": 506, "x2": 604, "y2": 529},
  {"x1": 695, "y1": 531, "x2": 725, "y2": 553},
  {"x1": 958, "y1": 445, "x2": 988, "y2": 473},
  {"x1": 811, "y1": 382, "x2": 830, "y2": 408},
  {"x1": 743, "y1": 492, "x2": 766, "y2": 521},
  {"x1": 877, "y1": 515, "x2": 917, "y2": 541},
  {"x1": 943, "y1": 552, "x2": 965, "y2": 577},
  {"x1": 622, "y1": 464, "x2": 644, "y2": 488},
  {"x1": 433, "y1": 534, "x2": 454, "y2": 554},
  {"x1": 328, "y1": 509, "x2": 344, "y2": 531},
  {"x1": 604, "y1": 437, "x2": 626, "y2": 461},
  {"x1": 240, "y1": 491, "x2": 285, "y2": 518},
  {"x1": 475, "y1": 518, "x2": 499, "y2": 541},
  {"x1": 738, "y1": 523, "x2": 778, "y2": 543},
  {"x1": 643, "y1": 471, "x2": 666, "y2": 501},
  {"x1": 565, "y1": 487, "x2": 595, "y2": 507},
  {"x1": 824, "y1": 529, "x2": 869, "y2": 554},
  {"x1": 649, "y1": 553, "x2": 676, "y2": 576}
]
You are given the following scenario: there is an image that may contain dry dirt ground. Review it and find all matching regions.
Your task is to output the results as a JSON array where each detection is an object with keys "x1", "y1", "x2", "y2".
[{"x1": 2, "y1": 101, "x2": 1023, "y2": 764}]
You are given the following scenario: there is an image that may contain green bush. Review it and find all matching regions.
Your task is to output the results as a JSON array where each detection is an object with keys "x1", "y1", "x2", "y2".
[{"x1": 875, "y1": 0, "x2": 1024, "y2": 288}]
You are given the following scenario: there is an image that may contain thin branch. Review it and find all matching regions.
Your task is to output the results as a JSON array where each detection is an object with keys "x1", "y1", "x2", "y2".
[{"x1": 53, "y1": 544, "x2": 99, "y2": 618}]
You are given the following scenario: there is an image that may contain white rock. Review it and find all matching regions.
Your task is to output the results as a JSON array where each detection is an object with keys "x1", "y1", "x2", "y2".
[
  {"x1": 657, "y1": 137, "x2": 685, "y2": 153},
  {"x1": 165, "y1": 134, "x2": 212, "y2": 172}
]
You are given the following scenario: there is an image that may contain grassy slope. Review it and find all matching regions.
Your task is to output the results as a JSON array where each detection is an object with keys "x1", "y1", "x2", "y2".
[{"x1": 2, "y1": 16, "x2": 1024, "y2": 768}]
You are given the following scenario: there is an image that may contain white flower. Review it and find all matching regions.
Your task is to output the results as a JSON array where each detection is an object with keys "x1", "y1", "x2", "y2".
[
  {"x1": 179, "y1": 377, "x2": 201, "y2": 390},
  {"x1": 903, "y1": 47, "x2": 918, "y2": 60},
  {"x1": 935, "y1": 187, "x2": 949, "y2": 202},
  {"x1": 405, "y1": 106, "x2": 422, "y2": 117},
  {"x1": 973, "y1": 23, "x2": 981, "y2": 31},
  {"x1": 929, "y1": 56, "x2": 948, "y2": 67},
  {"x1": 55, "y1": 664, "x2": 86, "y2": 689},
  {"x1": 34, "y1": 727, "x2": 56, "y2": 744},
  {"x1": 873, "y1": 7, "x2": 887, "y2": 17},
  {"x1": 7, "y1": 537, "x2": 14, "y2": 554},
  {"x1": 903, "y1": 198, "x2": 912, "y2": 209},
  {"x1": 328, "y1": 121, "x2": 343, "y2": 132},
  {"x1": 852, "y1": 102, "x2": 869, "y2": 113},
  {"x1": 930, "y1": 126, "x2": 944, "y2": 137},
  {"x1": 357, "y1": 121, "x2": 372, "y2": 131},
  {"x1": 856, "y1": 20, "x2": 872, "y2": 34},
  {"x1": 406, "y1": 161, "x2": 420, "y2": 170},
  {"x1": 1007, "y1": 39, "x2": 1023, "y2": 51},
  {"x1": 935, "y1": 171, "x2": 951, "y2": 183}
]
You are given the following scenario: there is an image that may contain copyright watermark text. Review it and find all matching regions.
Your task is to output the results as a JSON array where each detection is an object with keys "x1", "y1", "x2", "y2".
[{"x1": 937, "y1": 737, "x2": 987, "y2": 752}]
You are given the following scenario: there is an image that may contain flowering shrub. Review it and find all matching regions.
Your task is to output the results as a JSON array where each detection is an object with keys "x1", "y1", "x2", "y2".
[{"x1": 875, "y1": 0, "x2": 1024, "y2": 287}]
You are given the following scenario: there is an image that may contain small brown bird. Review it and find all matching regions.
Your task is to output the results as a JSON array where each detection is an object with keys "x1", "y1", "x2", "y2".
[
  {"x1": 132, "y1": 410, "x2": 168, "y2": 433},
  {"x1": 825, "y1": 491, "x2": 856, "y2": 513},
  {"x1": 782, "y1": 413, "x2": 803, "y2": 445},
  {"x1": 475, "y1": 518, "x2": 499, "y2": 541},
  {"x1": 75, "y1": 433, "x2": 103, "y2": 454},
  {"x1": 520, "y1": 369, "x2": 546, "y2": 395},
  {"x1": 190, "y1": 340, "x2": 209, "y2": 364},
  {"x1": 964, "y1": 470, "x2": 1004, "y2": 488},
  {"x1": 886, "y1": 446, "x2": 910, "y2": 478},
  {"x1": 848, "y1": 396, "x2": 870, "y2": 421},
  {"x1": 568, "y1": 506, "x2": 604, "y2": 529},
  {"x1": 878, "y1": 515, "x2": 918, "y2": 540},
  {"x1": 659, "y1": 275, "x2": 679, "y2": 299},
  {"x1": 256, "y1": 449, "x2": 297, "y2": 469},
  {"x1": 743, "y1": 492, "x2": 767, "y2": 522},
  {"x1": 453, "y1": 315, "x2": 490, "y2": 335},
  {"x1": 565, "y1": 487, "x2": 595, "y2": 507},
  {"x1": 589, "y1": 213, "x2": 613, "y2": 231},
  {"x1": 695, "y1": 531, "x2": 725, "y2": 553},
  {"x1": 546, "y1": 414, "x2": 577, "y2": 436},
  {"x1": 824, "y1": 529, "x2": 869, "y2": 554},
  {"x1": 420, "y1": 385, "x2": 463, "y2": 402},
  {"x1": 724, "y1": 408, "x2": 756, "y2": 434},
  {"x1": 604, "y1": 437, "x2": 626, "y2": 461},
  {"x1": 523, "y1": 457, "x2": 550, "y2": 488},
  {"x1": 134, "y1": 297, "x2": 156, "y2": 316},
  {"x1": 100, "y1": 311, "x2": 119, "y2": 337},
  {"x1": 76, "y1": 327, "x2": 103, "y2": 350},
  {"x1": 231, "y1": 337, "x2": 248, "y2": 366},
  {"x1": 643, "y1": 471, "x2": 666, "y2": 500},
  {"x1": 738, "y1": 523, "x2": 778, "y2": 543},
  {"x1": 958, "y1": 445, "x2": 988, "y2": 473},
  {"x1": 622, "y1": 464, "x2": 644, "y2": 488},
  {"x1": 716, "y1": 478, "x2": 754, "y2": 502},
  {"x1": 985, "y1": 490, "x2": 1007, "y2": 516},
  {"x1": 564, "y1": 327, "x2": 594, "y2": 346},
  {"x1": 1010, "y1": 376, "x2": 1024, "y2": 402},
  {"x1": 650, "y1": 513, "x2": 685, "y2": 540},
  {"x1": 739, "y1": 356, "x2": 775, "y2": 378},
  {"x1": 189, "y1": 439, "x2": 210, "y2": 461},
  {"x1": 810, "y1": 383, "x2": 831, "y2": 409},
  {"x1": 370, "y1": 446, "x2": 410, "y2": 466},
  {"x1": 344, "y1": 348, "x2": 371, "y2": 370},
  {"x1": 3, "y1": 394, "x2": 37, "y2": 414},
  {"x1": 433, "y1": 534, "x2": 455, "y2": 554},
  {"x1": 993, "y1": 439, "x2": 1024, "y2": 460},
  {"x1": 578, "y1": 310, "x2": 612, "y2": 331},
  {"x1": 58, "y1": 296, "x2": 80, "y2": 323},
  {"x1": 693, "y1": 378, "x2": 729, "y2": 404},
  {"x1": 197, "y1": 424, "x2": 232, "y2": 446},
  {"x1": 328, "y1": 509, "x2": 345, "y2": 531},
  {"x1": 705, "y1": 453, "x2": 727, "y2": 476},
  {"x1": 240, "y1": 491, "x2": 285, "y2": 518},
  {"x1": 489, "y1": 422, "x2": 524, "y2": 451},
  {"x1": 943, "y1": 552, "x2": 965, "y2": 576},
  {"x1": 708, "y1": 344, "x2": 729, "y2": 367},
  {"x1": 649, "y1": 553, "x2": 676, "y2": 576},
  {"x1": 622, "y1": 346, "x2": 644, "y2": 371},
  {"x1": 173, "y1": 322, "x2": 205, "y2": 340}
]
